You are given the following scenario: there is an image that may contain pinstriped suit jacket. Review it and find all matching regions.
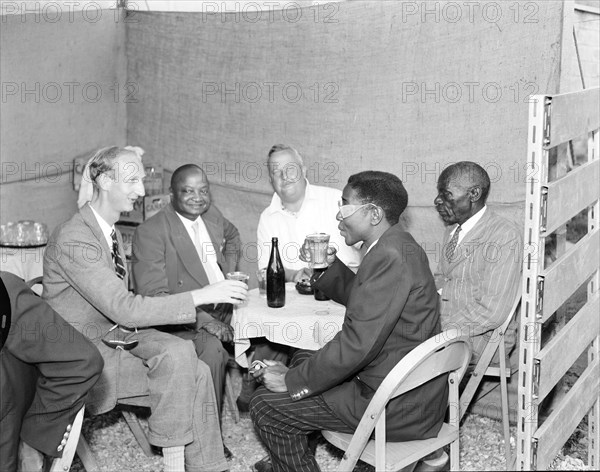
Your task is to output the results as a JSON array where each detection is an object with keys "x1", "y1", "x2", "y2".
[{"x1": 435, "y1": 208, "x2": 522, "y2": 362}]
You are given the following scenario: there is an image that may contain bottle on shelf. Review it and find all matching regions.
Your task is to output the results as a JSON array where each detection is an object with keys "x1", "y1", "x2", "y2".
[{"x1": 267, "y1": 237, "x2": 286, "y2": 308}]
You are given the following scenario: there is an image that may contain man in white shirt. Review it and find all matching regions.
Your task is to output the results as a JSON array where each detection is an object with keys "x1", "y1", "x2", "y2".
[{"x1": 257, "y1": 144, "x2": 361, "y2": 281}]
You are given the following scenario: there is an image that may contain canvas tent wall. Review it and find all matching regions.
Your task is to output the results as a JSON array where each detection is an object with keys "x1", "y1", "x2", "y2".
[
  {"x1": 0, "y1": 0, "x2": 587, "y2": 274},
  {"x1": 124, "y1": 1, "x2": 567, "y2": 274},
  {"x1": 0, "y1": 1, "x2": 127, "y2": 230}
]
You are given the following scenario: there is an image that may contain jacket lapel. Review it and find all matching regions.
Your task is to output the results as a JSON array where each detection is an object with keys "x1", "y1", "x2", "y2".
[
  {"x1": 80, "y1": 204, "x2": 114, "y2": 269},
  {"x1": 202, "y1": 211, "x2": 225, "y2": 269},
  {"x1": 164, "y1": 205, "x2": 210, "y2": 287},
  {"x1": 443, "y1": 209, "x2": 493, "y2": 273}
]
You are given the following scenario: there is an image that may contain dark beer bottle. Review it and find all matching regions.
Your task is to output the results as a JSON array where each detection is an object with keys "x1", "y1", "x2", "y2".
[{"x1": 267, "y1": 237, "x2": 286, "y2": 308}]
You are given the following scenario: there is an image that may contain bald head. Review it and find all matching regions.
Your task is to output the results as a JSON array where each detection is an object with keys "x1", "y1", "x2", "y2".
[
  {"x1": 170, "y1": 164, "x2": 211, "y2": 220},
  {"x1": 439, "y1": 162, "x2": 491, "y2": 202},
  {"x1": 434, "y1": 161, "x2": 490, "y2": 226},
  {"x1": 170, "y1": 164, "x2": 207, "y2": 190}
]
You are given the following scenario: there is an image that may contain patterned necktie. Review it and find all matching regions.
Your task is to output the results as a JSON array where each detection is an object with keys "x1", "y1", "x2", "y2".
[
  {"x1": 445, "y1": 225, "x2": 462, "y2": 261},
  {"x1": 111, "y1": 229, "x2": 127, "y2": 280}
]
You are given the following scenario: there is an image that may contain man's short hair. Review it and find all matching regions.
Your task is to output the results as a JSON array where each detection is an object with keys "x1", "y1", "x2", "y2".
[
  {"x1": 88, "y1": 146, "x2": 136, "y2": 186},
  {"x1": 267, "y1": 144, "x2": 304, "y2": 166},
  {"x1": 170, "y1": 164, "x2": 205, "y2": 190},
  {"x1": 439, "y1": 161, "x2": 491, "y2": 203},
  {"x1": 347, "y1": 171, "x2": 408, "y2": 225}
]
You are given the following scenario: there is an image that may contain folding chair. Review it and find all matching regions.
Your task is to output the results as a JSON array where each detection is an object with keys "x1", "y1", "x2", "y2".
[
  {"x1": 322, "y1": 330, "x2": 471, "y2": 472},
  {"x1": 458, "y1": 294, "x2": 521, "y2": 470},
  {"x1": 48, "y1": 406, "x2": 85, "y2": 472}
]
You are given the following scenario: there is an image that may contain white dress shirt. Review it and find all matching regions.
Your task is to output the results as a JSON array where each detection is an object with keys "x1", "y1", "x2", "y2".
[
  {"x1": 449, "y1": 205, "x2": 487, "y2": 244},
  {"x1": 176, "y1": 212, "x2": 225, "y2": 284},
  {"x1": 89, "y1": 204, "x2": 115, "y2": 249},
  {"x1": 257, "y1": 181, "x2": 362, "y2": 271}
]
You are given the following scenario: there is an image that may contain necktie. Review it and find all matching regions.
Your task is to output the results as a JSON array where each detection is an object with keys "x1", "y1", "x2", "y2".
[
  {"x1": 445, "y1": 225, "x2": 461, "y2": 261},
  {"x1": 111, "y1": 229, "x2": 127, "y2": 280},
  {"x1": 191, "y1": 221, "x2": 222, "y2": 284}
]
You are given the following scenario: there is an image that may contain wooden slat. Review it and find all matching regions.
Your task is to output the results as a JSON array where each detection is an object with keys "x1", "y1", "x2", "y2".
[
  {"x1": 540, "y1": 229, "x2": 599, "y2": 322},
  {"x1": 544, "y1": 159, "x2": 600, "y2": 235},
  {"x1": 535, "y1": 292, "x2": 599, "y2": 400},
  {"x1": 534, "y1": 358, "x2": 600, "y2": 470},
  {"x1": 547, "y1": 88, "x2": 600, "y2": 147}
]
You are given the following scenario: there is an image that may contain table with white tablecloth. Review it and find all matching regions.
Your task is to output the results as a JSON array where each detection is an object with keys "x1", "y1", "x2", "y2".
[
  {"x1": 0, "y1": 245, "x2": 45, "y2": 282},
  {"x1": 232, "y1": 283, "x2": 346, "y2": 368}
]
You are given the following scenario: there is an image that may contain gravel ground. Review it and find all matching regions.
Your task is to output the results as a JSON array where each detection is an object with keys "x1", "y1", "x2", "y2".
[{"x1": 69, "y1": 369, "x2": 590, "y2": 472}]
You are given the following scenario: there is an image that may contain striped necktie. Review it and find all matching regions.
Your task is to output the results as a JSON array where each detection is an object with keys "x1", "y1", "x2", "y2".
[
  {"x1": 111, "y1": 229, "x2": 127, "y2": 280},
  {"x1": 445, "y1": 225, "x2": 461, "y2": 261}
]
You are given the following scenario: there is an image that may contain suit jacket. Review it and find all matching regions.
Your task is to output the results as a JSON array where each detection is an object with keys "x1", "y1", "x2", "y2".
[
  {"x1": 435, "y1": 208, "x2": 522, "y2": 362},
  {"x1": 131, "y1": 203, "x2": 241, "y2": 324},
  {"x1": 285, "y1": 225, "x2": 448, "y2": 442},
  {"x1": 1, "y1": 272, "x2": 102, "y2": 466},
  {"x1": 42, "y1": 204, "x2": 197, "y2": 414}
]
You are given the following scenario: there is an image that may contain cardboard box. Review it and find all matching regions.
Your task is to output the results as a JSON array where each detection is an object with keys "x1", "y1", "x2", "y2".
[{"x1": 119, "y1": 194, "x2": 171, "y2": 224}]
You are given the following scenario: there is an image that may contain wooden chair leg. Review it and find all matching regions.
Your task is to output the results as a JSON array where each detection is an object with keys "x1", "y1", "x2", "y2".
[
  {"x1": 121, "y1": 410, "x2": 154, "y2": 457},
  {"x1": 225, "y1": 368, "x2": 240, "y2": 423},
  {"x1": 75, "y1": 435, "x2": 99, "y2": 472},
  {"x1": 498, "y1": 342, "x2": 512, "y2": 469}
]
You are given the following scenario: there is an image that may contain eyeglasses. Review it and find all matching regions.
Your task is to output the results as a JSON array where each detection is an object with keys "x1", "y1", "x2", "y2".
[{"x1": 337, "y1": 201, "x2": 376, "y2": 219}]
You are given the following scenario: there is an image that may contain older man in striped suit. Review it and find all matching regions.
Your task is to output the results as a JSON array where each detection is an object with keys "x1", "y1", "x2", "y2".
[{"x1": 434, "y1": 161, "x2": 522, "y2": 365}]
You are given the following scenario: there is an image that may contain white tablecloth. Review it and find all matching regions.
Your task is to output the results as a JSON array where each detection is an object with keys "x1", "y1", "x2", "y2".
[
  {"x1": 232, "y1": 284, "x2": 346, "y2": 367},
  {"x1": 0, "y1": 245, "x2": 45, "y2": 282}
]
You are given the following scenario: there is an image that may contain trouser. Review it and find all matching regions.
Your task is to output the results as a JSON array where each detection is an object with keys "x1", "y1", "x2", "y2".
[
  {"x1": 118, "y1": 329, "x2": 228, "y2": 472},
  {"x1": 249, "y1": 350, "x2": 354, "y2": 472},
  {"x1": 169, "y1": 328, "x2": 229, "y2": 413}
]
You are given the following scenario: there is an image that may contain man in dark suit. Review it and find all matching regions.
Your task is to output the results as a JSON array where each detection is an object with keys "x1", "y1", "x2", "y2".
[
  {"x1": 1, "y1": 271, "x2": 103, "y2": 472},
  {"x1": 132, "y1": 164, "x2": 242, "y2": 413},
  {"x1": 42, "y1": 146, "x2": 247, "y2": 472},
  {"x1": 249, "y1": 171, "x2": 447, "y2": 472}
]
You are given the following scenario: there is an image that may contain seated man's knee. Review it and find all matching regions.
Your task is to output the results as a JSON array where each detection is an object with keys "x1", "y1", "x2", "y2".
[
  {"x1": 248, "y1": 386, "x2": 270, "y2": 422},
  {"x1": 88, "y1": 345, "x2": 104, "y2": 379},
  {"x1": 160, "y1": 336, "x2": 198, "y2": 368}
]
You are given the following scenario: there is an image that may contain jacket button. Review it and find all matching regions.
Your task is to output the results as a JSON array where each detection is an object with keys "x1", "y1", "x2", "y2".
[
  {"x1": 178, "y1": 280, "x2": 184, "y2": 286},
  {"x1": 57, "y1": 445, "x2": 63, "y2": 452}
]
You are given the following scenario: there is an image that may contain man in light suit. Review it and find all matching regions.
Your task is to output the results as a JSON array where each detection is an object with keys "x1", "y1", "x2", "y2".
[
  {"x1": 42, "y1": 146, "x2": 247, "y2": 472},
  {"x1": 1, "y1": 272, "x2": 103, "y2": 472},
  {"x1": 434, "y1": 161, "x2": 522, "y2": 364},
  {"x1": 250, "y1": 171, "x2": 447, "y2": 472},
  {"x1": 132, "y1": 164, "x2": 242, "y2": 414}
]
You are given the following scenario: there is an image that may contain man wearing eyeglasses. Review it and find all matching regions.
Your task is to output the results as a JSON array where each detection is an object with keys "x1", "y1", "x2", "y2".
[
  {"x1": 42, "y1": 147, "x2": 247, "y2": 472},
  {"x1": 132, "y1": 164, "x2": 242, "y2": 432},
  {"x1": 250, "y1": 171, "x2": 447, "y2": 472},
  {"x1": 257, "y1": 144, "x2": 362, "y2": 282}
]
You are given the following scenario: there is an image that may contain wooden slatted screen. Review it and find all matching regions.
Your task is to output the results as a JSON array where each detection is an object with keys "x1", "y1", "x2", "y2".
[{"x1": 517, "y1": 87, "x2": 600, "y2": 470}]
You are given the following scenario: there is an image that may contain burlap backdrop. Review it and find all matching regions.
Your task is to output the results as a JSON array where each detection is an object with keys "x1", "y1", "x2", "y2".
[{"x1": 126, "y1": 1, "x2": 565, "y2": 274}]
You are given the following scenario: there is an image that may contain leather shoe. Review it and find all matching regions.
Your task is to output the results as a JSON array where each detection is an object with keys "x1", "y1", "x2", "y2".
[
  {"x1": 414, "y1": 450, "x2": 449, "y2": 472},
  {"x1": 253, "y1": 455, "x2": 273, "y2": 472}
]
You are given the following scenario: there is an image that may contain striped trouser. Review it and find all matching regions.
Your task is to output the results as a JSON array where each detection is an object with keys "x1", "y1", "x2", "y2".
[{"x1": 249, "y1": 350, "x2": 355, "y2": 472}]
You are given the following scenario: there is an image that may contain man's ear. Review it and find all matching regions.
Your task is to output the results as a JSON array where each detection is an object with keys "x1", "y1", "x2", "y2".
[
  {"x1": 96, "y1": 173, "x2": 112, "y2": 192},
  {"x1": 469, "y1": 186, "x2": 483, "y2": 203},
  {"x1": 370, "y1": 206, "x2": 384, "y2": 226}
]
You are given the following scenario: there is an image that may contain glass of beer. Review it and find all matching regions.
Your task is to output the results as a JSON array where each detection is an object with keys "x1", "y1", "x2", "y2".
[{"x1": 305, "y1": 233, "x2": 330, "y2": 269}]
